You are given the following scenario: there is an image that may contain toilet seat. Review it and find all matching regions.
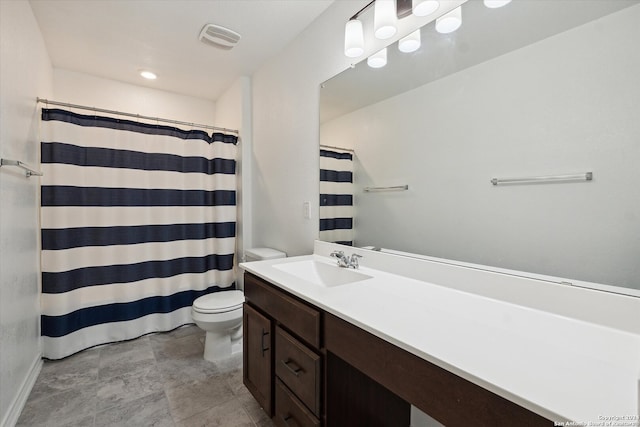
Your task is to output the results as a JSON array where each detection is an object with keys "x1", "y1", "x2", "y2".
[{"x1": 193, "y1": 290, "x2": 244, "y2": 314}]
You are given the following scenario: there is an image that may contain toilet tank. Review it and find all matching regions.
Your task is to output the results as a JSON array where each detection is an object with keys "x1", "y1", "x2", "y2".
[{"x1": 244, "y1": 247, "x2": 286, "y2": 262}]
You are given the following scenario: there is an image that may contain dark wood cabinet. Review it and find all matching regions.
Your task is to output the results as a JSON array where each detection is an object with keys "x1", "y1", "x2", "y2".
[
  {"x1": 243, "y1": 272, "x2": 553, "y2": 427},
  {"x1": 324, "y1": 313, "x2": 553, "y2": 427},
  {"x1": 326, "y1": 352, "x2": 410, "y2": 427},
  {"x1": 244, "y1": 272, "x2": 321, "y2": 348},
  {"x1": 275, "y1": 326, "x2": 322, "y2": 417},
  {"x1": 275, "y1": 378, "x2": 321, "y2": 427},
  {"x1": 244, "y1": 273, "x2": 323, "y2": 425},
  {"x1": 243, "y1": 302, "x2": 273, "y2": 416}
]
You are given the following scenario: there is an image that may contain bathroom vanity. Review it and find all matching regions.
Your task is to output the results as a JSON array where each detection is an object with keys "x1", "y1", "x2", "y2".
[
  {"x1": 240, "y1": 241, "x2": 640, "y2": 427},
  {"x1": 243, "y1": 272, "x2": 323, "y2": 425}
]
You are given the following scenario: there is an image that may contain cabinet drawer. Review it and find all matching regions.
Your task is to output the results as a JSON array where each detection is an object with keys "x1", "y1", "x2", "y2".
[
  {"x1": 275, "y1": 378, "x2": 321, "y2": 427},
  {"x1": 275, "y1": 326, "x2": 321, "y2": 416},
  {"x1": 245, "y1": 273, "x2": 321, "y2": 349}
]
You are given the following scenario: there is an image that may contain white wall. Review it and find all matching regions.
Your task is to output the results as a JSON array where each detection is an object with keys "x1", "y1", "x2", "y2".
[
  {"x1": 53, "y1": 69, "x2": 216, "y2": 125},
  {"x1": 321, "y1": 5, "x2": 640, "y2": 289},
  {"x1": 216, "y1": 76, "x2": 252, "y2": 288},
  {"x1": 250, "y1": 0, "x2": 465, "y2": 257},
  {"x1": 0, "y1": 1, "x2": 53, "y2": 425},
  {"x1": 250, "y1": 1, "x2": 364, "y2": 256}
]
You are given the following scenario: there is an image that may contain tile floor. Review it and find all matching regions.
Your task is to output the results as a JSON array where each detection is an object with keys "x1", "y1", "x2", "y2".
[{"x1": 17, "y1": 325, "x2": 275, "y2": 427}]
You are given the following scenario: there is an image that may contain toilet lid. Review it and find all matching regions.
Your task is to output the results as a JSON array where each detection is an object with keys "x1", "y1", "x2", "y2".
[{"x1": 193, "y1": 290, "x2": 244, "y2": 313}]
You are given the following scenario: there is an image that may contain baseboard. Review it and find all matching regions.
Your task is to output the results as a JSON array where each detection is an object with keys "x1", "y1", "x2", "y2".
[{"x1": 1, "y1": 354, "x2": 42, "y2": 427}]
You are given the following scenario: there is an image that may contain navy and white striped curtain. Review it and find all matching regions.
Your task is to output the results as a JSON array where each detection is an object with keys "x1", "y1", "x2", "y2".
[
  {"x1": 40, "y1": 108, "x2": 237, "y2": 359},
  {"x1": 319, "y1": 148, "x2": 354, "y2": 246}
]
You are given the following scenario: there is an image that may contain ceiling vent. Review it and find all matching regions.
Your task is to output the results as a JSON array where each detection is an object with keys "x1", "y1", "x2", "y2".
[{"x1": 199, "y1": 24, "x2": 241, "y2": 50}]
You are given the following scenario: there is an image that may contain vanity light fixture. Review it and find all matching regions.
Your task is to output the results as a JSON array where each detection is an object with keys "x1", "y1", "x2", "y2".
[
  {"x1": 344, "y1": 19, "x2": 365, "y2": 58},
  {"x1": 140, "y1": 70, "x2": 157, "y2": 80},
  {"x1": 435, "y1": 6, "x2": 462, "y2": 34},
  {"x1": 374, "y1": 0, "x2": 397, "y2": 40},
  {"x1": 344, "y1": 0, "x2": 461, "y2": 60},
  {"x1": 398, "y1": 29, "x2": 421, "y2": 53},
  {"x1": 412, "y1": 0, "x2": 439, "y2": 17},
  {"x1": 368, "y1": 48, "x2": 388, "y2": 68},
  {"x1": 484, "y1": 0, "x2": 512, "y2": 8}
]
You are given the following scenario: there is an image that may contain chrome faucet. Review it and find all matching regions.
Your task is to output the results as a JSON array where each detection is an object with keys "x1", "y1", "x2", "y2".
[{"x1": 330, "y1": 250, "x2": 363, "y2": 269}]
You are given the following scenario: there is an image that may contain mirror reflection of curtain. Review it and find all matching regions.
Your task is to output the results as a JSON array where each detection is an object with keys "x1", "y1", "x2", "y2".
[
  {"x1": 319, "y1": 148, "x2": 354, "y2": 246},
  {"x1": 40, "y1": 108, "x2": 237, "y2": 359}
]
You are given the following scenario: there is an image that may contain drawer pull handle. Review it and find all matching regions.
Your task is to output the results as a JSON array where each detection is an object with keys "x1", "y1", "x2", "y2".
[
  {"x1": 281, "y1": 359, "x2": 303, "y2": 376},
  {"x1": 261, "y1": 328, "x2": 269, "y2": 356},
  {"x1": 281, "y1": 414, "x2": 299, "y2": 427}
]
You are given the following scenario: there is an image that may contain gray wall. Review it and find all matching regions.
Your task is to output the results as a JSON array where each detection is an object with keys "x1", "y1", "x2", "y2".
[
  {"x1": 321, "y1": 5, "x2": 640, "y2": 290},
  {"x1": 0, "y1": 1, "x2": 52, "y2": 424}
]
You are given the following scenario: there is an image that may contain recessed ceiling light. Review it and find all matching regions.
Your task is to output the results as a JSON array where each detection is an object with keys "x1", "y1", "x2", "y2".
[{"x1": 140, "y1": 70, "x2": 157, "y2": 80}]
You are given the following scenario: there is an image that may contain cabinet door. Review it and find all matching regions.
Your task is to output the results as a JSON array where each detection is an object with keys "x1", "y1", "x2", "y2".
[{"x1": 243, "y1": 303, "x2": 273, "y2": 416}]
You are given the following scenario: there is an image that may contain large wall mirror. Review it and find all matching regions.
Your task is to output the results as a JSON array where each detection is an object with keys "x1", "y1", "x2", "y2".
[{"x1": 319, "y1": 0, "x2": 640, "y2": 297}]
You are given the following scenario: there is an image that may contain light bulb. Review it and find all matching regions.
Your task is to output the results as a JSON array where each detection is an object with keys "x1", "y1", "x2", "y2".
[
  {"x1": 435, "y1": 6, "x2": 462, "y2": 34},
  {"x1": 413, "y1": 0, "x2": 439, "y2": 17},
  {"x1": 344, "y1": 19, "x2": 364, "y2": 58},
  {"x1": 398, "y1": 30, "x2": 421, "y2": 53},
  {"x1": 484, "y1": 0, "x2": 512, "y2": 8},
  {"x1": 374, "y1": 0, "x2": 397, "y2": 40},
  {"x1": 140, "y1": 70, "x2": 157, "y2": 80},
  {"x1": 367, "y1": 48, "x2": 387, "y2": 68}
]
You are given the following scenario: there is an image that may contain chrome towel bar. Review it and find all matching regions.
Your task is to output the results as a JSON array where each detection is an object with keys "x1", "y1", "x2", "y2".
[
  {"x1": 0, "y1": 159, "x2": 43, "y2": 178},
  {"x1": 491, "y1": 172, "x2": 592, "y2": 186},
  {"x1": 364, "y1": 185, "x2": 408, "y2": 192}
]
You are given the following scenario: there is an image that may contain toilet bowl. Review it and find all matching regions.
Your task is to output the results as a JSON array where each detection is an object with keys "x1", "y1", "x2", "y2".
[{"x1": 191, "y1": 290, "x2": 244, "y2": 362}]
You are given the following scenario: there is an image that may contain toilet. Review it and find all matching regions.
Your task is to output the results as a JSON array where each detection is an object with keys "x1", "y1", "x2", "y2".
[
  {"x1": 192, "y1": 290, "x2": 245, "y2": 362},
  {"x1": 191, "y1": 247, "x2": 286, "y2": 362}
]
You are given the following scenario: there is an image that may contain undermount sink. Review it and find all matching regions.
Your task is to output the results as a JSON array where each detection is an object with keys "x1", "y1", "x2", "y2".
[{"x1": 273, "y1": 259, "x2": 372, "y2": 287}]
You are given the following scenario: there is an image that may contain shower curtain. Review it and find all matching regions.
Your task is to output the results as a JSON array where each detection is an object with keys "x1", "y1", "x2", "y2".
[
  {"x1": 319, "y1": 148, "x2": 354, "y2": 246},
  {"x1": 40, "y1": 108, "x2": 237, "y2": 359}
]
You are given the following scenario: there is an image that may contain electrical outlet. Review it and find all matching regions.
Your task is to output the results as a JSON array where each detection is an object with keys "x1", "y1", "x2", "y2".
[{"x1": 303, "y1": 201, "x2": 311, "y2": 219}]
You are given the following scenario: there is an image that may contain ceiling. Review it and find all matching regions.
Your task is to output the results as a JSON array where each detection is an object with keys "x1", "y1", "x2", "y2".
[{"x1": 29, "y1": 0, "x2": 335, "y2": 101}]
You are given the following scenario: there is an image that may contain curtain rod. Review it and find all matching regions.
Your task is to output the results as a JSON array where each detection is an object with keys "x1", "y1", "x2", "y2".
[
  {"x1": 320, "y1": 144, "x2": 355, "y2": 154},
  {"x1": 37, "y1": 97, "x2": 239, "y2": 135}
]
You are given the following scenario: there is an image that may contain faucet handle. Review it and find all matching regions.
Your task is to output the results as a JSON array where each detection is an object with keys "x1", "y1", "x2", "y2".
[
  {"x1": 330, "y1": 250, "x2": 349, "y2": 267},
  {"x1": 330, "y1": 250, "x2": 345, "y2": 258},
  {"x1": 348, "y1": 253, "x2": 363, "y2": 268}
]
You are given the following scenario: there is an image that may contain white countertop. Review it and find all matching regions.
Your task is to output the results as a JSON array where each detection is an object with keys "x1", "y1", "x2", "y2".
[{"x1": 239, "y1": 242, "x2": 640, "y2": 424}]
